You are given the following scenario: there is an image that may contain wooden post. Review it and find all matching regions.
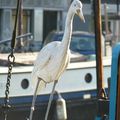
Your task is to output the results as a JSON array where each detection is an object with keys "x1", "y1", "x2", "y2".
[{"x1": 93, "y1": 0, "x2": 104, "y2": 97}]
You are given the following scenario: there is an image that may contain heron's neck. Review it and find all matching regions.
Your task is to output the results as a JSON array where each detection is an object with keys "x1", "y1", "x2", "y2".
[{"x1": 61, "y1": 10, "x2": 74, "y2": 50}]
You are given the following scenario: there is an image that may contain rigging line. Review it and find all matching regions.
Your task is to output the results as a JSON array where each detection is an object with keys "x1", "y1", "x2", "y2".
[
  {"x1": 0, "y1": 33, "x2": 32, "y2": 44},
  {"x1": 11, "y1": 0, "x2": 21, "y2": 49}
]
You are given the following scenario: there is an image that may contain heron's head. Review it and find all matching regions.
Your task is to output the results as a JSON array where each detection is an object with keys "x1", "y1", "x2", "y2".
[{"x1": 71, "y1": 0, "x2": 85, "y2": 22}]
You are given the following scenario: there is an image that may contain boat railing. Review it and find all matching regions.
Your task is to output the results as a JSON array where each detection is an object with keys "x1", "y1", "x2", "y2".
[{"x1": 0, "y1": 33, "x2": 33, "y2": 45}]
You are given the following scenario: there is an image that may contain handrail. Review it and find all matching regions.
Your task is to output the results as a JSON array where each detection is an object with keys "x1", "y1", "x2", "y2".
[{"x1": 0, "y1": 33, "x2": 33, "y2": 44}]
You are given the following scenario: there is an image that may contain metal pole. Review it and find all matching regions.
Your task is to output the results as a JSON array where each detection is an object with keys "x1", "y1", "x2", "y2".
[
  {"x1": 116, "y1": 0, "x2": 119, "y2": 15},
  {"x1": 16, "y1": 0, "x2": 23, "y2": 51},
  {"x1": 93, "y1": 0, "x2": 104, "y2": 97},
  {"x1": 104, "y1": 3, "x2": 109, "y2": 35}
]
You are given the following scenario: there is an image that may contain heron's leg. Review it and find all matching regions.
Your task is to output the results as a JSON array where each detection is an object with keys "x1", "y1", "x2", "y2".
[
  {"x1": 29, "y1": 78, "x2": 41, "y2": 120},
  {"x1": 45, "y1": 80, "x2": 58, "y2": 120}
]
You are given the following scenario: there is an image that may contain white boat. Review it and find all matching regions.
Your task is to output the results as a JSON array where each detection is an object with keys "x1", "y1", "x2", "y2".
[
  {"x1": 0, "y1": 52, "x2": 111, "y2": 120},
  {"x1": 0, "y1": 56, "x2": 111, "y2": 98}
]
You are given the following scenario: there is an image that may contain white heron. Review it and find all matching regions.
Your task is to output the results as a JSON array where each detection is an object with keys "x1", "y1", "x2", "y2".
[{"x1": 29, "y1": 0, "x2": 85, "y2": 120}]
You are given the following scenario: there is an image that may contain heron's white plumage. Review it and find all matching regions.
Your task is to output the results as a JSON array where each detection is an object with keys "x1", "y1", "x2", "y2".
[
  {"x1": 31, "y1": 41, "x2": 70, "y2": 87},
  {"x1": 29, "y1": 0, "x2": 85, "y2": 119},
  {"x1": 31, "y1": 0, "x2": 85, "y2": 90}
]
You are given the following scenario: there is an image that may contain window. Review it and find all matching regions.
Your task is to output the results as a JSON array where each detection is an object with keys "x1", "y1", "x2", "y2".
[{"x1": 12, "y1": 10, "x2": 32, "y2": 35}]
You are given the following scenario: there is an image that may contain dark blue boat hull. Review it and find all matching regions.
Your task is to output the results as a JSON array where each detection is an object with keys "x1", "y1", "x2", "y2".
[{"x1": 0, "y1": 89, "x2": 98, "y2": 120}]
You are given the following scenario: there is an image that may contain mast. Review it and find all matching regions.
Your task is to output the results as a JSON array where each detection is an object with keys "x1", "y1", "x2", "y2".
[
  {"x1": 93, "y1": 0, "x2": 104, "y2": 98},
  {"x1": 93, "y1": 0, "x2": 110, "y2": 120}
]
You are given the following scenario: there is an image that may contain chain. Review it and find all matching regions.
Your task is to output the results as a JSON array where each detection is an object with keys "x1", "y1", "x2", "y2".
[
  {"x1": 2, "y1": 0, "x2": 20, "y2": 119},
  {"x1": 2, "y1": 52, "x2": 15, "y2": 120}
]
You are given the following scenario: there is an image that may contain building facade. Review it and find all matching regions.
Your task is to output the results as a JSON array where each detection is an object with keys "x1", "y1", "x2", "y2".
[{"x1": 0, "y1": 0, "x2": 119, "y2": 42}]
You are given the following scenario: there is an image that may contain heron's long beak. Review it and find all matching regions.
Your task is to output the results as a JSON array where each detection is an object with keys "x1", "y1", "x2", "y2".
[{"x1": 77, "y1": 9, "x2": 85, "y2": 23}]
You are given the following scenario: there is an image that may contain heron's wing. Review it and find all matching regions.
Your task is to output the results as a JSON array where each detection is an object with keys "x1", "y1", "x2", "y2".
[
  {"x1": 34, "y1": 41, "x2": 61, "y2": 68},
  {"x1": 31, "y1": 44, "x2": 53, "y2": 92},
  {"x1": 64, "y1": 53, "x2": 70, "y2": 69},
  {"x1": 63, "y1": 50, "x2": 70, "y2": 71},
  {"x1": 31, "y1": 41, "x2": 61, "y2": 85},
  {"x1": 34, "y1": 47, "x2": 51, "y2": 68},
  {"x1": 55, "y1": 50, "x2": 70, "y2": 79}
]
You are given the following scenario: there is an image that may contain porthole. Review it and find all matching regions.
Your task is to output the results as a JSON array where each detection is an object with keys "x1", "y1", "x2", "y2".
[
  {"x1": 21, "y1": 79, "x2": 29, "y2": 89},
  {"x1": 85, "y1": 73, "x2": 92, "y2": 83}
]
